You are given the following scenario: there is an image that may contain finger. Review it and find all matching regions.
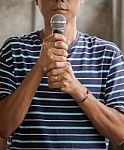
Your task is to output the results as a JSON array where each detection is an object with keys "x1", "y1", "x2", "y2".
[
  {"x1": 48, "y1": 82, "x2": 61, "y2": 89},
  {"x1": 43, "y1": 33, "x2": 66, "y2": 43},
  {"x1": 47, "y1": 61, "x2": 67, "y2": 71},
  {"x1": 53, "y1": 34, "x2": 67, "y2": 43},
  {"x1": 47, "y1": 62, "x2": 72, "y2": 76},
  {"x1": 48, "y1": 72, "x2": 69, "y2": 84},
  {"x1": 44, "y1": 47, "x2": 67, "y2": 63},
  {"x1": 47, "y1": 67, "x2": 66, "y2": 77},
  {"x1": 42, "y1": 41, "x2": 55, "y2": 49},
  {"x1": 43, "y1": 41, "x2": 68, "y2": 52},
  {"x1": 55, "y1": 41, "x2": 68, "y2": 51},
  {"x1": 52, "y1": 48, "x2": 68, "y2": 57},
  {"x1": 48, "y1": 75, "x2": 63, "y2": 84},
  {"x1": 50, "y1": 53, "x2": 67, "y2": 62}
]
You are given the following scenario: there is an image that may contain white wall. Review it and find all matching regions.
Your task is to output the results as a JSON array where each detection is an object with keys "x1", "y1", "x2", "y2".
[
  {"x1": 0, "y1": 0, "x2": 123, "y2": 52},
  {"x1": 0, "y1": 0, "x2": 33, "y2": 46}
]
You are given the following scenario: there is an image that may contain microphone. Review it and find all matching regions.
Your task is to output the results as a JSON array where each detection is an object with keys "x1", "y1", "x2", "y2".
[{"x1": 50, "y1": 14, "x2": 66, "y2": 35}]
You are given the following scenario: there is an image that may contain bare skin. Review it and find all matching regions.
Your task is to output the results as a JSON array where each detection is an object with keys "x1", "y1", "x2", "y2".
[
  {"x1": 0, "y1": 137, "x2": 7, "y2": 150},
  {"x1": 0, "y1": 0, "x2": 124, "y2": 146}
]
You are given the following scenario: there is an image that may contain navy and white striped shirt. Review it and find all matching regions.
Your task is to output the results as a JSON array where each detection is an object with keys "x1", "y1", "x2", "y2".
[{"x1": 0, "y1": 31, "x2": 124, "y2": 149}]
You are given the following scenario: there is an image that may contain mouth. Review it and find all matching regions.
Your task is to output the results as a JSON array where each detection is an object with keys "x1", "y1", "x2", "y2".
[
  {"x1": 53, "y1": 8, "x2": 69, "y2": 12},
  {"x1": 53, "y1": 5, "x2": 69, "y2": 12}
]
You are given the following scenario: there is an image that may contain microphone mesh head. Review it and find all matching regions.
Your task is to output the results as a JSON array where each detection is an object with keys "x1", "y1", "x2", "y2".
[{"x1": 50, "y1": 14, "x2": 66, "y2": 34}]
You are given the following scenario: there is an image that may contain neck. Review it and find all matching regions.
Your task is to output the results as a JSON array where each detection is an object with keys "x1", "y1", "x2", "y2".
[{"x1": 64, "y1": 22, "x2": 77, "y2": 46}]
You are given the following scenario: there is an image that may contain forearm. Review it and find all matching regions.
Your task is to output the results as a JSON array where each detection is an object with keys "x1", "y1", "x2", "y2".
[
  {"x1": 0, "y1": 61, "x2": 44, "y2": 138},
  {"x1": 0, "y1": 33, "x2": 68, "y2": 138},
  {"x1": 75, "y1": 90, "x2": 124, "y2": 145},
  {"x1": 46, "y1": 61, "x2": 124, "y2": 145}
]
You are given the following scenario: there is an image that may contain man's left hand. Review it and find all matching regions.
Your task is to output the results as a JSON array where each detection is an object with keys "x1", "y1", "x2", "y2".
[{"x1": 47, "y1": 61, "x2": 87, "y2": 100}]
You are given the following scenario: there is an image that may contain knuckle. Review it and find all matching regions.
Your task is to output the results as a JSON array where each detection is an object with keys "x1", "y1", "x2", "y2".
[
  {"x1": 62, "y1": 81, "x2": 67, "y2": 87},
  {"x1": 63, "y1": 73, "x2": 68, "y2": 79},
  {"x1": 67, "y1": 61, "x2": 71, "y2": 66},
  {"x1": 47, "y1": 50, "x2": 51, "y2": 57},
  {"x1": 43, "y1": 41, "x2": 47, "y2": 47},
  {"x1": 59, "y1": 41, "x2": 64, "y2": 47},
  {"x1": 43, "y1": 42, "x2": 49, "y2": 50},
  {"x1": 60, "y1": 49, "x2": 68, "y2": 57},
  {"x1": 55, "y1": 41, "x2": 63, "y2": 48},
  {"x1": 64, "y1": 50, "x2": 68, "y2": 57},
  {"x1": 65, "y1": 66, "x2": 70, "y2": 72},
  {"x1": 61, "y1": 87, "x2": 65, "y2": 92},
  {"x1": 54, "y1": 34, "x2": 57, "y2": 39},
  {"x1": 51, "y1": 70, "x2": 55, "y2": 75},
  {"x1": 47, "y1": 49, "x2": 54, "y2": 58},
  {"x1": 60, "y1": 56, "x2": 66, "y2": 61},
  {"x1": 60, "y1": 84, "x2": 65, "y2": 91},
  {"x1": 50, "y1": 55, "x2": 53, "y2": 60},
  {"x1": 60, "y1": 42, "x2": 68, "y2": 51},
  {"x1": 63, "y1": 43, "x2": 68, "y2": 51},
  {"x1": 43, "y1": 66, "x2": 47, "y2": 73},
  {"x1": 66, "y1": 62, "x2": 72, "y2": 70},
  {"x1": 54, "y1": 34, "x2": 60, "y2": 40},
  {"x1": 54, "y1": 62, "x2": 58, "y2": 68}
]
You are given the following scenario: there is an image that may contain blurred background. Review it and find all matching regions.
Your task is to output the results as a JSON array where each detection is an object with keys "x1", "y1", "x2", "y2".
[{"x1": 0, "y1": 0, "x2": 124, "y2": 53}]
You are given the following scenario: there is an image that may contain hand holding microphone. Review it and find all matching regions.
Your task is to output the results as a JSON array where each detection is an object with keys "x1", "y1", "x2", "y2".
[
  {"x1": 38, "y1": 14, "x2": 68, "y2": 75},
  {"x1": 39, "y1": 14, "x2": 85, "y2": 100}
]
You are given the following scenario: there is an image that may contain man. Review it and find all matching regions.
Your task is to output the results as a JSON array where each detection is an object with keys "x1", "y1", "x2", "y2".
[{"x1": 0, "y1": 0, "x2": 124, "y2": 149}]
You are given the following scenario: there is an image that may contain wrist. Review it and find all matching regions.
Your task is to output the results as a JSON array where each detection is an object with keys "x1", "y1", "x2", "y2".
[
  {"x1": 75, "y1": 89, "x2": 89, "y2": 104},
  {"x1": 71, "y1": 85, "x2": 89, "y2": 103},
  {"x1": 35, "y1": 60, "x2": 45, "y2": 75}
]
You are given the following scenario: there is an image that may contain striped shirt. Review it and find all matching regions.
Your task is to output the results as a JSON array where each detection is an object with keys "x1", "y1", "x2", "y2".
[{"x1": 0, "y1": 31, "x2": 124, "y2": 150}]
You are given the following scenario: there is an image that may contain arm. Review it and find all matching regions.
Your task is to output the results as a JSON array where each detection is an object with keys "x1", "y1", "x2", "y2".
[
  {"x1": 0, "y1": 34, "x2": 68, "y2": 138},
  {"x1": 47, "y1": 62, "x2": 124, "y2": 145},
  {"x1": 77, "y1": 89, "x2": 124, "y2": 145},
  {"x1": 0, "y1": 61, "x2": 44, "y2": 138}
]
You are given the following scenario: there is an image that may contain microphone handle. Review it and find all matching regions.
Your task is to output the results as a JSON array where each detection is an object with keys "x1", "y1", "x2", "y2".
[{"x1": 53, "y1": 29, "x2": 64, "y2": 35}]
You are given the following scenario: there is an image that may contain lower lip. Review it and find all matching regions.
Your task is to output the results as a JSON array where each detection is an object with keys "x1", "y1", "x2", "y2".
[
  {"x1": 53, "y1": 10, "x2": 68, "y2": 13},
  {"x1": 53, "y1": 8, "x2": 68, "y2": 11}
]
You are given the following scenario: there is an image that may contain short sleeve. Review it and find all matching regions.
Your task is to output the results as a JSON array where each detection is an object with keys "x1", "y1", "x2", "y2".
[
  {"x1": 105, "y1": 45, "x2": 124, "y2": 113},
  {"x1": 0, "y1": 38, "x2": 16, "y2": 100}
]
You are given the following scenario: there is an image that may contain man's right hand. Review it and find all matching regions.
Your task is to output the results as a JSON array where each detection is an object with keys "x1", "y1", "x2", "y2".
[{"x1": 38, "y1": 33, "x2": 68, "y2": 75}]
